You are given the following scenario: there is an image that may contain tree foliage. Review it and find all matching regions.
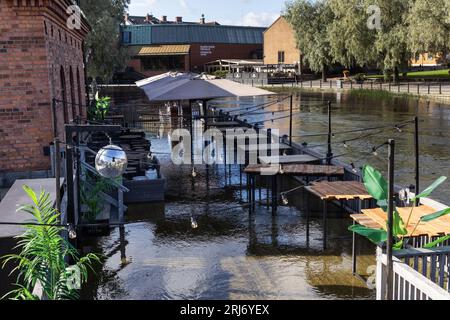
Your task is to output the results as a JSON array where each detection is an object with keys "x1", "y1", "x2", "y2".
[
  {"x1": 285, "y1": 0, "x2": 449, "y2": 81},
  {"x1": 79, "y1": 0, "x2": 130, "y2": 82},
  {"x1": 285, "y1": 0, "x2": 334, "y2": 81},
  {"x1": 407, "y1": 0, "x2": 450, "y2": 55}
]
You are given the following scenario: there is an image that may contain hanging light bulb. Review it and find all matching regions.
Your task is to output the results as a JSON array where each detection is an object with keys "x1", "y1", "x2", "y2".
[
  {"x1": 279, "y1": 164, "x2": 284, "y2": 175},
  {"x1": 282, "y1": 193, "x2": 289, "y2": 205},
  {"x1": 191, "y1": 215, "x2": 198, "y2": 229},
  {"x1": 395, "y1": 125, "x2": 403, "y2": 133},
  {"x1": 68, "y1": 224, "x2": 77, "y2": 240},
  {"x1": 192, "y1": 167, "x2": 197, "y2": 178},
  {"x1": 343, "y1": 141, "x2": 349, "y2": 148},
  {"x1": 351, "y1": 163, "x2": 358, "y2": 173},
  {"x1": 147, "y1": 152, "x2": 154, "y2": 161},
  {"x1": 372, "y1": 147, "x2": 378, "y2": 157},
  {"x1": 283, "y1": 149, "x2": 288, "y2": 156}
]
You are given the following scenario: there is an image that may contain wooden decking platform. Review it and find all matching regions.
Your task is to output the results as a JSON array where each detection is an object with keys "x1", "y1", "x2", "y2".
[
  {"x1": 305, "y1": 181, "x2": 372, "y2": 201},
  {"x1": 238, "y1": 143, "x2": 293, "y2": 153},
  {"x1": 259, "y1": 154, "x2": 319, "y2": 165},
  {"x1": 351, "y1": 205, "x2": 450, "y2": 238},
  {"x1": 0, "y1": 179, "x2": 62, "y2": 239},
  {"x1": 244, "y1": 164, "x2": 345, "y2": 177}
]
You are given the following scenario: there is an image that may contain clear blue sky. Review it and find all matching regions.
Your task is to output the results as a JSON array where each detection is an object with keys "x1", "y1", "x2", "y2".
[{"x1": 128, "y1": 0, "x2": 287, "y2": 27}]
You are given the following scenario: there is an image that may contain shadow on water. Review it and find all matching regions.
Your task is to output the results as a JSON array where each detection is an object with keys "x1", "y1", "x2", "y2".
[{"x1": 79, "y1": 87, "x2": 450, "y2": 300}]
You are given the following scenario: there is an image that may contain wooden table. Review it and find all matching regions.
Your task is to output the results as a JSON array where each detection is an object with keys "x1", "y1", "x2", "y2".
[
  {"x1": 259, "y1": 154, "x2": 319, "y2": 165},
  {"x1": 304, "y1": 181, "x2": 372, "y2": 250},
  {"x1": 350, "y1": 205, "x2": 450, "y2": 275},
  {"x1": 244, "y1": 164, "x2": 344, "y2": 177},
  {"x1": 351, "y1": 206, "x2": 450, "y2": 239},
  {"x1": 244, "y1": 164, "x2": 345, "y2": 216}
]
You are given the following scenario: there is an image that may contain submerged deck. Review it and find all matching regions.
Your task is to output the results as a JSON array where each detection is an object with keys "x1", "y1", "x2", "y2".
[{"x1": 0, "y1": 179, "x2": 62, "y2": 239}]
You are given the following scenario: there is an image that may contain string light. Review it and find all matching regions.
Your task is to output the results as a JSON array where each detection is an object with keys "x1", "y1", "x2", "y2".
[
  {"x1": 279, "y1": 164, "x2": 284, "y2": 175},
  {"x1": 395, "y1": 125, "x2": 403, "y2": 133},
  {"x1": 350, "y1": 163, "x2": 358, "y2": 173},
  {"x1": 68, "y1": 224, "x2": 77, "y2": 239},
  {"x1": 281, "y1": 193, "x2": 289, "y2": 205},
  {"x1": 190, "y1": 215, "x2": 199, "y2": 229},
  {"x1": 192, "y1": 167, "x2": 197, "y2": 178},
  {"x1": 372, "y1": 147, "x2": 378, "y2": 157},
  {"x1": 343, "y1": 141, "x2": 349, "y2": 148}
]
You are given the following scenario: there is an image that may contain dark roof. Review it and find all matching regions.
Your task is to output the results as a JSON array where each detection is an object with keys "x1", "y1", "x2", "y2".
[{"x1": 121, "y1": 24, "x2": 265, "y2": 45}]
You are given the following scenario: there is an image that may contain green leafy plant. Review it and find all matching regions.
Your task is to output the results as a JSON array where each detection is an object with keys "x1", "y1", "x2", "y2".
[
  {"x1": 1, "y1": 186, "x2": 100, "y2": 300},
  {"x1": 349, "y1": 165, "x2": 450, "y2": 250},
  {"x1": 89, "y1": 92, "x2": 111, "y2": 121},
  {"x1": 80, "y1": 172, "x2": 116, "y2": 223}
]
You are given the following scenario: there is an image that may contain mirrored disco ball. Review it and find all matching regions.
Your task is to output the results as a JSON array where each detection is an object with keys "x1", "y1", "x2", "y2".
[{"x1": 95, "y1": 145, "x2": 128, "y2": 179}]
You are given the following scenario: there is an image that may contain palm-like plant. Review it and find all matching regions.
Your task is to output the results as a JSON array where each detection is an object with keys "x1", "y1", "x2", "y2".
[
  {"x1": 349, "y1": 165, "x2": 450, "y2": 250},
  {"x1": 1, "y1": 186, "x2": 99, "y2": 300}
]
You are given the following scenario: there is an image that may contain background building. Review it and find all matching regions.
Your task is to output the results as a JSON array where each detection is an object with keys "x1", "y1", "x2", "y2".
[
  {"x1": 0, "y1": 0, "x2": 90, "y2": 186},
  {"x1": 410, "y1": 52, "x2": 450, "y2": 67},
  {"x1": 121, "y1": 15, "x2": 264, "y2": 77},
  {"x1": 263, "y1": 16, "x2": 302, "y2": 74}
]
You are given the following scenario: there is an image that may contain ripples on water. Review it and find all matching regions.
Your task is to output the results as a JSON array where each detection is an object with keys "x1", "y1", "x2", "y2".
[{"x1": 79, "y1": 88, "x2": 448, "y2": 300}]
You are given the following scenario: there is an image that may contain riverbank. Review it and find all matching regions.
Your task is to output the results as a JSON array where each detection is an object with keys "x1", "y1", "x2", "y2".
[{"x1": 256, "y1": 80, "x2": 450, "y2": 105}]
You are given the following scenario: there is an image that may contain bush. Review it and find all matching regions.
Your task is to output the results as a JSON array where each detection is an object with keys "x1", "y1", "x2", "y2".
[
  {"x1": 353, "y1": 73, "x2": 366, "y2": 82},
  {"x1": 211, "y1": 70, "x2": 228, "y2": 79}
]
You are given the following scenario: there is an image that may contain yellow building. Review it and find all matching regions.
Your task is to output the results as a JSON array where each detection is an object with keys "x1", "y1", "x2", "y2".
[
  {"x1": 411, "y1": 52, "x2": 449, "y2": 67},
  {"x1": 263, "y1": 16, "x2": 302, "y2": 73}
]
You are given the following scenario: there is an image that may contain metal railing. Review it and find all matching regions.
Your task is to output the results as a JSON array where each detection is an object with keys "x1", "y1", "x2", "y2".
[{"x1": 377, "y1": 246, "x2": 450, "y2": 300}]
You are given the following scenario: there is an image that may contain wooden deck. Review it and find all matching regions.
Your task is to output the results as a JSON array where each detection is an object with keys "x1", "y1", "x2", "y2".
[
  {"x1": 244, "y1": 164, "x2": 345, "y2": 177},
  {"x1": 351, "y1": 205, "x2": 450, "y2": 238},
  {"x1": 305, "y1": 181, "x2": 372, "y2": 201},
  {"x1": 0, "y1": 179, "x2": 62, "y2": 239},
  {"x1": 238, "y1": 143, "x2": 293, "y2": 153},
  {"x1": 259, "y1": 154, "x2": 319, "y2": 165}
]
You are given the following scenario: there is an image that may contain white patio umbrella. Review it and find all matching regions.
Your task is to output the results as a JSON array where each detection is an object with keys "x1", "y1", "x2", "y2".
[{"x1": 135, "y1": 72, "x2": 273, "y2": 101}]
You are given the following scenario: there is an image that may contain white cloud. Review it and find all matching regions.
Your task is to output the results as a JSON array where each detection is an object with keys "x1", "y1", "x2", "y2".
[{"x1": 240, "y1": 12, "x2": 279, "y2": 27}]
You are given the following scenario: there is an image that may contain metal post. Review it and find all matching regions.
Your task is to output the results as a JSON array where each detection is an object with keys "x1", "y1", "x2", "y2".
[
  {"x1": 267, "y1": 128, "x2": 272, "y2": 157},
  {"x1": 52, "y1": 98, "x2": 58, "y2": 138},
  {"x1": 289, "y1": 95, "x2": 293, "y2": 146},
  {"x1": 326, "y1": 101, "x2": 333, "y2": 165},
  {"x1": 323, "y1": 201, "x2": 328, "y2": 250},
  {"x1": 54, "y1": 138, "x2": 61, "y2": 213},
  {"x1": 65, "y1": 128, "x2": 76, "y2": 247},
  {"x1": 386, "y1": 139, "x2": 395, "y2": 300},
  {"x1": 414, "y1": 117, "x2": 420, "y2": 207}
]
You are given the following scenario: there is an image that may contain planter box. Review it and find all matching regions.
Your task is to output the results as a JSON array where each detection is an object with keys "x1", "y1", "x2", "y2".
[{"x1": 123, "y1": 177, "x2": 166, "y2": 204}]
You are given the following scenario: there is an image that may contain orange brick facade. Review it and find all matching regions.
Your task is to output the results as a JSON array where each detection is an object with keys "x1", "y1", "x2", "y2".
[{"x1": 0, "y1": 0, "x2": 89, "y2": 184}]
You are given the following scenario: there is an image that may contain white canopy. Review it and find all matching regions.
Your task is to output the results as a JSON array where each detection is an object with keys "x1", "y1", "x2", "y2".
[{"x1": 136, "y1": 72, "x2": 274, "y2": 102}]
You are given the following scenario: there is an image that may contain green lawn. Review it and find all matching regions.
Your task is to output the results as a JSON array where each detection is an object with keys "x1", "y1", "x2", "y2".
[{"x1": 366, "y1": 69, "x2": 450, "y2": 79}]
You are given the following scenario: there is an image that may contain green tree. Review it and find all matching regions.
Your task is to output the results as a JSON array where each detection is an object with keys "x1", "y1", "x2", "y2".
[
  {"x1": 80, "y1": 0, "x2": 130, "y2": 82},
  {"x1": 371, "y1": 0, "x2": 412, "y2": 82},
  {"x1": 285, "y1": 0, "x2": 334, "y2": 81},
  {"x1": 407, "y1": 0, "x2": 450, "y2": 57},
  {"x1": 327, "y1": 0, "x2": 378, "y2": 69}
]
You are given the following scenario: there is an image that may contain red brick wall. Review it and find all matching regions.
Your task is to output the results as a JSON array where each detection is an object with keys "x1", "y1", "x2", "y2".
[{"x1": 0, "y1": 1, "x2": 88, "y2": 174}]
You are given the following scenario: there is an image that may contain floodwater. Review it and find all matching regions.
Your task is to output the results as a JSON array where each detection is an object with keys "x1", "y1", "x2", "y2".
[
  {"x1": 79, "y1": 87, "x2": 449, "y2": 301},
  {"x1": 3, "y1": 87, "x2": 447, "y2": 300}
]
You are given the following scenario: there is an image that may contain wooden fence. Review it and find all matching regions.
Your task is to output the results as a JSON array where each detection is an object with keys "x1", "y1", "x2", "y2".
[{"x1": 377, "y1": 246, "x2": 450, "y2": 300}]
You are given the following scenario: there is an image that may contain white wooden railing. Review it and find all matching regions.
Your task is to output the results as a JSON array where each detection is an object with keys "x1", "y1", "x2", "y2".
[{"x1": 377, "y1": 246, "x2": 450, "y2": 300}]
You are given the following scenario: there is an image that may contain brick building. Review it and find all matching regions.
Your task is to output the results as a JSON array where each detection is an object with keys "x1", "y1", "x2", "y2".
[
  {"x1": 0, "y1": 0, "x2": 90, "y2": 186},
  {"x1": 263, "y1": 16, "x2": 303, "y2": 74},
  {"x1": 120, "y1": 15, "x2": 264, "y2": 77}
]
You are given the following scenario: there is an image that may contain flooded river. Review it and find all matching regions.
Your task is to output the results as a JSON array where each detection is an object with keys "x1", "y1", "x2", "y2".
[
  {"x1": 2, "y1": 87, "x2": 448, "y2": 300},
  {"x1": 79, "y1": 88, "x2": 448, "y2": 300}
]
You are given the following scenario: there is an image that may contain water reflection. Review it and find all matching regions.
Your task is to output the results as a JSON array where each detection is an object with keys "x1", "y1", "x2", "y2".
[{"x1": 80, "y1": 87, "x2": 449, "y2": 300}]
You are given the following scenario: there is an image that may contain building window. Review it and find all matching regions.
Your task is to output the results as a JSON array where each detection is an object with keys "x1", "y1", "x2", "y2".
[
  {"x1": 122, "y1": 31, "x2": 132, "y2": 44},
  {"x1": 428, "y1": 53, "x2": 434, "y2": 61},
  {"x1": 141, "y1": 56, "x2": 186, "y2": 71},
  {"x1": 278, "y1": 51, "x2": 285, "y2": 64},
  {"x1": 69, "y1": 66, "x2": 76, "y2": 120},
  {"x1": 77, "y1": 68, "x2": 83, "y2": 117},
  {"x1": 60, "y1": 66, "x2": 68, "y2": 124},
  {"x1": 44, "y1": 21, "x2": 48, "y2": 35}
]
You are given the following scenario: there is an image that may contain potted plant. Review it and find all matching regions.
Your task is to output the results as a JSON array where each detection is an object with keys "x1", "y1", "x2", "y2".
[{"x1": 349, "y1": 165, "x2": 450, "y2": 250}]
